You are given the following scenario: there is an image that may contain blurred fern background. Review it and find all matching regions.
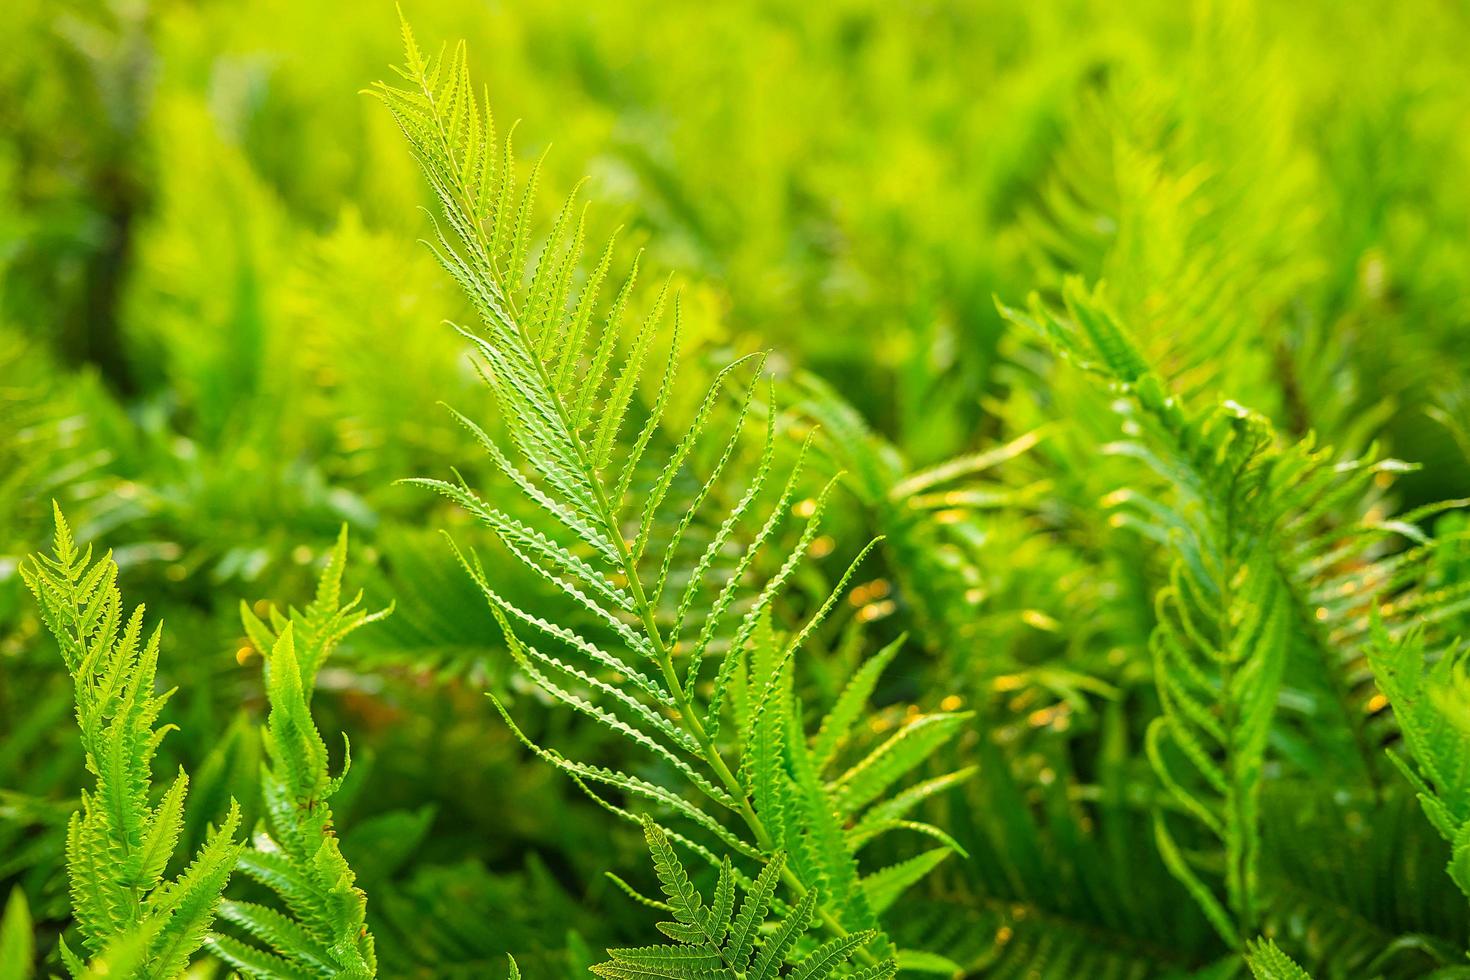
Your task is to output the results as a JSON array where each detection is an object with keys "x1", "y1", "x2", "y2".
[{"x1": 2, "y1": 0, "x2": 1468, "y2": 977}]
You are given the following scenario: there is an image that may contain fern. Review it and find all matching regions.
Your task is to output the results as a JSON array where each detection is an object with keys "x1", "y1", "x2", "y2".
[
  {"x1": 1367, "y1": 619, "x2": 1470, "y2": 907},
  {"x1": 1001, "y1": 278, "x2": 1470, "y2": 947},
  {"x1": 1245, "y1": 938, "x2": 1315, "y2": 980},
  {"x1": 209, "y1": 527, "x2": 391, "y2": 978},
  {"x1": 60, "y1": 923, "x2": 167, "y2": 980},
  {"x1": 20, "y1": 504, "x2": 243, "y2": 977},
  {"x1": 796, "y1": 371, "x2": 1049, "y2": 660},
  {"x1": 372, "y1": 19, "x2": 967, "y2": 965},
  {"x1": 1001, "y1": 285, "x2": 1287, "y2": 946},
  {"x1": 593, "y1": 819, "x2": 895, "y2": 980}
]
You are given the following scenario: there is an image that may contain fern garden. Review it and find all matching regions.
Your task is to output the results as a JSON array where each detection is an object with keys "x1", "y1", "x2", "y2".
[{"x1": 2, "y1": 2, "x2": 1469, "y2": 978}]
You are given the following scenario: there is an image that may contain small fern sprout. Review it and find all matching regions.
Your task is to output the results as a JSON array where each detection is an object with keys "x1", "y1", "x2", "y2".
[{"x1": 21, "y1": 503, "x2": 243, "y2": 977}]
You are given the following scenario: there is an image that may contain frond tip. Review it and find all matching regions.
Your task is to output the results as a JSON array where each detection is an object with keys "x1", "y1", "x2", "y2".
[{"x1": 1245, "y1": 938, "x2": 1315, "y2": 980}]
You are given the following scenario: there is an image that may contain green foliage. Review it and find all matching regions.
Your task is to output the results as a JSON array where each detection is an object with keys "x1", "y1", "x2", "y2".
[
  {"x1": 1368, "y1": 620, "x2": 1470, "y2": 905},
  {"x1": 1003, "y1": 284, "x2": 1289, "y2": 946},
  {"x1": 1003, "y1": 278, "x2": 1470, "y2": 950},
  {"x1": 796, "y1": 372, "x2": 1050, "y2": 663},
  {"x1": 1246, "y1": 938, "x2": 1315, "y2": 980},
  {"x1": 211, "y1": 528, "x2": 390, "y2": 978},
  {"x1": 0, "y1": 888, "x2": 34, "y2": 980},
  {"x1": 593, "y1": 819, "x2": 894, "y2": 980},
  {"x1": 373, "y1": 19, "x2": 967, "y2": 966},
  {"x1": 3, "y1": 1, "x2": 1470, "y2": 977},
  {"x1": 21, "y1": 505, "x2": 242, "y2": 978}
]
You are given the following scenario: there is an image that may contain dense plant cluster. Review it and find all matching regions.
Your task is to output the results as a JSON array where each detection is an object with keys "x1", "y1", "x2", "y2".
[{"x1": 2, "y1": 1, "x2": 1469, "y2": 978}]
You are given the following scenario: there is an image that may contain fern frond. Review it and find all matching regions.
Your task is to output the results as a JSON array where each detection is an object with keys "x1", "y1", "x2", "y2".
[
  {"x1": 999, "y1": 280, "x2": 1460, "y2": 947},
  {"x1": 374, "y1": 22, "x2": 964, "y2": 963},
  {"x1": 210, "y1": 527, "x2": 390, "y2": 979},
  {"x1": 1004, "y1": 280, "x2": 1470, "y2": 776},
  {"x1": 21, "y1": 504, "x2": 243, "y2": 975},
  {"x1": 593, "y1": 820, "x2": 892, "y2": 980},
  {"x1": 59, "y1": 917, "x2": 163, "y2": 980},
  {"x1": 1245, "y1": 938, "x2": 1315, "y2": 980},
  {"x1": 1367, "y1": 619, "x2": 1470, "y2": 906}
]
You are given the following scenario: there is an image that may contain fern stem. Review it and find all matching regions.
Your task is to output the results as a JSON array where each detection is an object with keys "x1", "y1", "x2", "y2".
[{"x1": 610, "y1": 457, "x2": 877, "y2": 960}]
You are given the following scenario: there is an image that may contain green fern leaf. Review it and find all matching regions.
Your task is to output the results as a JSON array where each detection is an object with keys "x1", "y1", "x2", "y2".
[
  {"x1": 210, "y1": 527, "x2": 389, "y2": 979},
  {"x1": 22, "y1": 504, "x2": 243, "y2": 974},
  {"x1": 595, "y1": 820, "x2": 892, "y2": 979},
  {"x1": 1245, "y1": 938, "x2": 1315, "y2": 980}
]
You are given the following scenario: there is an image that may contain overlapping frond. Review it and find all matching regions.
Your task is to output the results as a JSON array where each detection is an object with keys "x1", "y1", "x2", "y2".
[
  {"x1": 731, "y1": 625, "x2": 972, "y2": 944},
  {"x1": 1000, "y1": 278, "x2": 1470, "y2": 948},
  {"x1": 1005, "y1": 280, "x2": 1470, "y2": 766},
  {"x1": 592, "y1": 820, "x2": 894, "y2": 980},
  {"x1": 1367, "y1": 620, "x2": 1470, "y2": 906},
  {"x1": 796, "y1": 372, "x2": 1049, "y2": 660},
  {"x1": 1001, "y1": 286, "x2": 1292, "y2": 946},
  {"x1": 210, "y1": 527, "x2": 391, "y2": 979},
  {"x1": 21, "y1": 504, "x2": 242, "y2": 977}
]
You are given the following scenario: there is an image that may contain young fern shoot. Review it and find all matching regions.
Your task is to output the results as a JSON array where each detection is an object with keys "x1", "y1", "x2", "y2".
[
  {"x1": 373, "y1": 21, "x2": 965, "y2": 968},
  {"x1": 209, "y1": 527, "x2": 391, "y2": 978},
  {"x1": 21, "y1": 504, "x2": 243, "y2": 978}
]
